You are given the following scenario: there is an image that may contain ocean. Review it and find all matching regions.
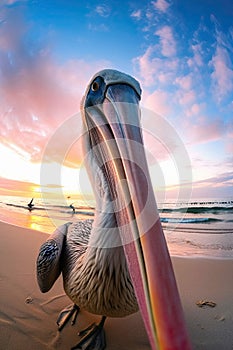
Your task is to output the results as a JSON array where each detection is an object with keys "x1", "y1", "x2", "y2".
[{"x1": 0, "y1": 195, "x2": 232, "y2": 258}]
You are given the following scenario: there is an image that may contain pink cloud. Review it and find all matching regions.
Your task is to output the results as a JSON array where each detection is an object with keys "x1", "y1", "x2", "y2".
[
  {"x1": 0, "y1": 6, "x2": 26, "y2": 51},
  {"x1": 152, "y1": 0, "x2": 170, "y2": 13},
  {"x1": 131, "y1": 9, "x2": 142, "y2": 20},
  {"x1": 209, "y1": 16, "x2": 233, "y2": 102},
  {"x1": 178, "y1": 90, "x2": 196, "y2": 106},
  {"x1": 184, "y1": 171, "x2": 233, "y2": 199},
  {"x1": 143, "y1": 90, "x2": 172, "y2": 116},
  {"x1": 186, "y1": 103, "x2": 205, "y2": 117},
  {"x1": 184, "y1": 116, "x2": 224, "y2": 144},
  {"x1": 133, "y1": 46, "x2": 157, "y2": 86},
  {"x1": 155, "y1": 26, "x2": 176, "y2": 57},
  {"x1": 210, "y1": 46, "x2": 233, "y2": 102},
  {"x1": 224, "y1": 122, "x2": 233, "y2": 154},
  {"x1": 0, "y1": 8, "x2": 109, "y2": 165},
  {"x1": 175, "y1": 75, "x2": 193, "y2": 91},
  {"x1": 2, "y1": 0, "x2": 26, "y2": 5},
  {"x1": 133, "y1": 46, "x2": 179, "y2": 87},
  {"x1": 95, "y1": 5, "x2": 110, "y2": 18},
  {"x1": 0, "y1": 55, "x2": 106, "y2": 164},
  {"x1": 0, "y1": 176, "x2": 39, "y2": 195},
  {"x1": 225, "y1": 141, "x2": 233, "y2": 154},
  {"x1": 187, "y1": 44, "x2": 204, "y2": 69}
]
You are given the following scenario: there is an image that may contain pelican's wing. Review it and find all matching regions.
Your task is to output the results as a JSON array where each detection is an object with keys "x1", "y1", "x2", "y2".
[{"x1": 36, "y1": 223, "x2": 71, "y2": 293}]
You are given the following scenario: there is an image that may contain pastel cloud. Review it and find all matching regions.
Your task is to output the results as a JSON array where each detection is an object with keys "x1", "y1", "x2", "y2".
[
  {"x1": 184, "y1": 116, "x2": 224, "y2": 145},
  {"x1": 186, "y1": 103, "x2": 205, "y2": 117},
  {"x1": 130, "y1": 9, "x2": 142, "y2": 20},
  {"x1": 208, "y1": 14, "x2": 233, "y2": 102},
  {"x1": 143, "y1": 90, "x2": 172, "y2": 116},
  {"x1": 133, "y1": 46, "x2": 156, "y2": 87},
  {"x1": 0, "y1": 8, "x2": 109, "y2": 165},
  {"x1": 210, "y1": 46, "x2": 233, "y2": 102},
  {"x1": 0, "y1": 53, "x2": 101, "y2": 164},
  {"x1": 178, "y1": 90, "x2": 196, "y2": 106},
  {"x1": 152, "y1": 0, "x2": 170, "y2": 13},
  {"x1": 0, "y1": 176, "x2": 40, "y2": 196},
  {"x1": 193, "y1": 171, "x2": 233, "y2": 190},
  {"x1": 2, "y1": 0, "x2": 26, "y2": 5},
  {"x1": 187, "y1": 44, "x2": 204, "y2": 70},
  {"x1": 175, "y1": 75, "x2": 193, "y2": 91},
  {"x1": 225, "y1": 141, "x2": 233, "y2": 154},
  {"x1": 224, "y1": 122, "x2": 233, "y2": 155},
  {"x1": 0, "y1": 6, "x2": 26, "y2": 51},
  {"x1": 95, "y1": 5, "x2": 110, "y2": 18},
  {"x1": 175, "y1": 75, "x2": 197, "y2": 107},
  {"x1": 181, "y1": 171, "x2": 233, "y2": 198},
  {"x1": 133, "y1": 46, "x2": 179, "y2": 87},
  {"x1": 155, "y1": 26, "x2": 176, "y2": 57}
]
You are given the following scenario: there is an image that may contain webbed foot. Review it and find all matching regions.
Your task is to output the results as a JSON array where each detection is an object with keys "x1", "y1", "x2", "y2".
[
  {"x1": 71, "y1": 316, "x2": 106, "y2": 350},
  {"x1": 57, "y1": 304, "x2": 80, "y2": 331}
]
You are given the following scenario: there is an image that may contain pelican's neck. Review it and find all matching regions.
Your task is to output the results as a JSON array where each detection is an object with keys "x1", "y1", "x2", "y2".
[
  {"x1": 82, "y1": 127, "x2": 123, "y2": 250},
  {"x1": 89, "y1": 180, "x2": 122, "y2": 250},
  {"x1": 86, "y1": 164, "x2": 122, "y2": 248}
]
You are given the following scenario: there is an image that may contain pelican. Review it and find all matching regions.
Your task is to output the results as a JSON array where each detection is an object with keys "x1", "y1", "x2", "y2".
[{"x1": 37, "y1": 69, "x2": 191, "y2": 350}]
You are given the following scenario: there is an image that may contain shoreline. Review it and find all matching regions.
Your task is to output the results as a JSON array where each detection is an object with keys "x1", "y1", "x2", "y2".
[
  {"x1": 1, "y1": 212, "x2": 232, "y2": 259},
  {"x1": 0, "y1": 221, "x2": 233, "y2": 349}
]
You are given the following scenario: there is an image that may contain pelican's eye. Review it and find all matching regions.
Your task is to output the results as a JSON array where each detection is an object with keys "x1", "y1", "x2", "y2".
[{"x1": 91, "y1": 81, "x2": 100, "y2": 92}]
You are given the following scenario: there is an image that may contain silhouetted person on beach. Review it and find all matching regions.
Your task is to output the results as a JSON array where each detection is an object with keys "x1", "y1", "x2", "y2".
[
  {"x1": 69, "y1": 203, "x2": 75, "y2": 213},
  {"x1": 28, "y1": 198, "x2": 34, "y2": 211}
]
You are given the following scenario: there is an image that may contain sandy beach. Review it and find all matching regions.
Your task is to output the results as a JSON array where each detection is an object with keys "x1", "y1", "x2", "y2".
[{"x1": 0, "y1": 221, "x2": 232, "y2": 350}]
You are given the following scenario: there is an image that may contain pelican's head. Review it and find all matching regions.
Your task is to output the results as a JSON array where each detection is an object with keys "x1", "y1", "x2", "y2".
[
  {"x1": 81, "y1": 69, "x2": 191, "y2": 350},
  {"x1": 81, "y1": 70, "x2": 152, "y2": 245}
]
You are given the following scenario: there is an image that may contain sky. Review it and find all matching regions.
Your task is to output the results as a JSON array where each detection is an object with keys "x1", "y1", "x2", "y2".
[{"x1": 0, "y1": 0, "x2": 233, "y2": 202}]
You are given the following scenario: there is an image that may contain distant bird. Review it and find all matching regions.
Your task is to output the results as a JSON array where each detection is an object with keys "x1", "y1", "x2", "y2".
[
  {"x1": 27, "y1": 198, "x2": 34, "y2": 211},
  {"x1": 36, "y1": 70, "x2": 191, "y2": 350}
]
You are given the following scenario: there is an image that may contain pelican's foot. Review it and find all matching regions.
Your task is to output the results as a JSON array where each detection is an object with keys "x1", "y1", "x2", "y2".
[
  {"x1": 71, "y1": 316, "x2": 106, "y2": 350},
  {"x1": 57, "y1": 304, "x2": 80, "y2": 331}
]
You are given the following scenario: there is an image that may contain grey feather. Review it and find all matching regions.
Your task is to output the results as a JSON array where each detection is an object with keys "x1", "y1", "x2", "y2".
[{"x1": 36, "y1": 223, "x2": 71, "y2": 292}]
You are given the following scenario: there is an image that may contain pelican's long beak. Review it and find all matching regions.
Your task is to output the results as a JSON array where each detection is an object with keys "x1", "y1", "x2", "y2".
[{"x1": 84, "y1": 83, "x2": 191, "y2": 350}]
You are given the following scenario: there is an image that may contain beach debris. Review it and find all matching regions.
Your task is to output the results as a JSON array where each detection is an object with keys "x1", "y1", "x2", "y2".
[
  {"x1": 215, "y1": 315, "x2": 225, "y2": 321},
  {"x1": 196, "y1": 300, "x2": 216, "y2": 308},
  {"x1": 25, "y1": 296, "x2": 33, "y2": 304}
]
